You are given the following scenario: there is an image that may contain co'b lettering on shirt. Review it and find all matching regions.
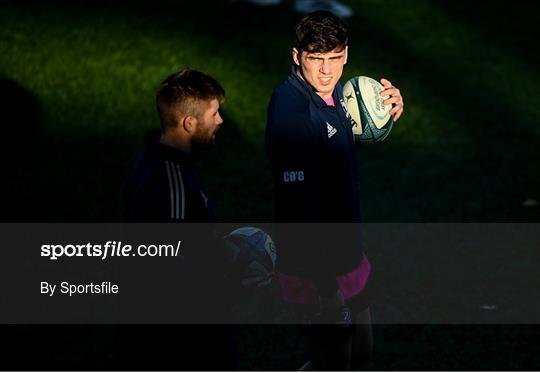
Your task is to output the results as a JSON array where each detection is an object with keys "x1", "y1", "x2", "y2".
[{"x1": 283, "y1": 170, "x2": 305, "y2": 183}]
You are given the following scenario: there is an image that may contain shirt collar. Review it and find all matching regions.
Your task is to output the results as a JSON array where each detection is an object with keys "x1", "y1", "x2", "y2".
[{"x1": 144, "y1": 128, "x2": 194, "y2": 164}]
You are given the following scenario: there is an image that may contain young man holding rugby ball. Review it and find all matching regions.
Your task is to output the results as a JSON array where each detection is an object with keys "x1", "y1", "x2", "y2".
[{"x1": 266, "y1": 11, "x2": 404, "y2": 370}]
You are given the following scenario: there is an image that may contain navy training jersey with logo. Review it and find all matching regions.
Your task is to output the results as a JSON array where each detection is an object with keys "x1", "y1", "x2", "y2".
[
  {"x1": 265, "y1": 67, "x2": 364, "y2": 294},
  {"x1": 266, "y1": 67, "x2": 360, "y2": 224},
  {"x1": 125, "y1": 129, "x2": 215, "y2": 223},
  {"x1": 122, "y1": 131, "x2": 236, "y2": 369}
]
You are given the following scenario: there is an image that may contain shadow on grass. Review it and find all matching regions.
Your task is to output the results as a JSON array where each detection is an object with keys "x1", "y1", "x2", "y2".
[
  {"x1": 0, "y1": 77, "x2": 43, "y2": 221},
  {"x1": 5, "y1": 109, "x2": 271, "y2": 222},
  {"x1": 437, "y1": 2, "x2": 540, "y2": 67},
  {"x1": 346, "y1": 8, "x2": 540, "y2": 222}
]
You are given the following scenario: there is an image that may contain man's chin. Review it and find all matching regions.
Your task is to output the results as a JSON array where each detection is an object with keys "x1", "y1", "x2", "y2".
[{"x1": 313, "y1": 84, "x2": 334, "y2": 97}]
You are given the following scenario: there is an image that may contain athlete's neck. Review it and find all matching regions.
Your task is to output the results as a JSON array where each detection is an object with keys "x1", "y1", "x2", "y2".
[{"x1": 159, "y1": 131, "x2": 192, "y2": 154}]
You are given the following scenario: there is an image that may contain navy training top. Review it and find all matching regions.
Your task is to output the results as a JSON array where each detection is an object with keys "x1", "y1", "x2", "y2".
[
  {"x1": 266, "y1": 67, "x2": 361, "y2": 222},
  {"x1": 265, "y1": 67, "x2": 364, "y2": 296},
  {"x1": 125, "y1": 129, "x2": 215, "y2": 223}
]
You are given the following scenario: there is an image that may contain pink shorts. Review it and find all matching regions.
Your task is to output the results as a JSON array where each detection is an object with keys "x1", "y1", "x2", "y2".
[{"x1": 277, "y1": 254, "x2": 371, "y2": 305}]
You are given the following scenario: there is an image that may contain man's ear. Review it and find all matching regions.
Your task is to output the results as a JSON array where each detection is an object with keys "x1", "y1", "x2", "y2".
[
  {"x1": 292, "y1": 48, "x2": 301, "y2": 66},
  {"x1": 182, "y1": 115, "x2": 197, "y2": 134},
  {"x1": 344, "y1": 46, "x2": 348, "y2": 65}
]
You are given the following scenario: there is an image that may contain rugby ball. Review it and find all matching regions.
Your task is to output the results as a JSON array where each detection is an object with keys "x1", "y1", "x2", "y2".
[
  {"x1": 223, "y1": 227, "x2": 276, "y2": 281},
  {"x1": 342, "y1": 76, "x2": 393, "y2": 144}
]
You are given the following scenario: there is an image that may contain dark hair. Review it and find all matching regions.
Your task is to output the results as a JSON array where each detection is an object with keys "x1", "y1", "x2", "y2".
[
  {"x1": 156, "y1": 69, "x2": 225, "y2": 130},
  {"x1": 295, "y1": 10, "x2": 349, "y2": 53}
]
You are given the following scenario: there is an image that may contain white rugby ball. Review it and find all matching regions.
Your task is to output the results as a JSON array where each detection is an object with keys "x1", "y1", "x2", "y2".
[{"x1": 342, "y1": 76, "x2": 394, "y2": 144}]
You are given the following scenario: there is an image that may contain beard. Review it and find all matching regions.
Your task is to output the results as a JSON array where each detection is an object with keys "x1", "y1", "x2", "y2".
[
  {"x1": 191, "y1": 127, "x2": 217, "y2": 155},
  {"x1": 192, "y1": 129, "x2": 216, "y2": 145}
]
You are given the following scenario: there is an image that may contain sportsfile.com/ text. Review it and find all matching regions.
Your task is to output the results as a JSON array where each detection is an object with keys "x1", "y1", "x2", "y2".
[{"x1": 40, "y1": 241, "x2": 183, "y2": 261}]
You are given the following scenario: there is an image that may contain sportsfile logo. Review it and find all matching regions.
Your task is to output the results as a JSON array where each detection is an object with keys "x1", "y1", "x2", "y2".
[
  {"x1": 326, "y1": 122, "x2": 337, "y2": 138},
  {"x1": 40, "y1": 241, "x2": 184, "y2": 260}
]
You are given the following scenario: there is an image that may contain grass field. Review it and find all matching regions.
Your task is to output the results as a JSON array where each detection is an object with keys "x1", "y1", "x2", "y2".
[{"x1": 1, "y1": 0, "x2": 540, "y2": 370}]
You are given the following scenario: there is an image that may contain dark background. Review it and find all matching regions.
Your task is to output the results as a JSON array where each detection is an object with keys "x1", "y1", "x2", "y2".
[{"x1": 1, "y1": 0, "x2": 540, "y2": 369}]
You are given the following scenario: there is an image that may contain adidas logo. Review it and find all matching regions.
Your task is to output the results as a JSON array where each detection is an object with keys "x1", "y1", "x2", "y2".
[{"x1": 326, "y1": 122, "x2": 337, "y2": 138}]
